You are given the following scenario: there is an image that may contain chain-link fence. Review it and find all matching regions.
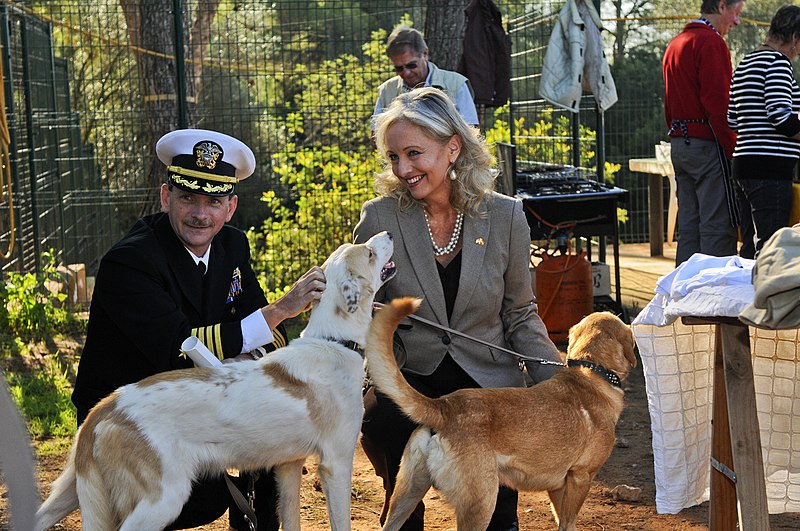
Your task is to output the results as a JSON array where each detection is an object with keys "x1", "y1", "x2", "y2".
[{"x1": 0, "y1": 0, "x2": 776, "y2": 291}]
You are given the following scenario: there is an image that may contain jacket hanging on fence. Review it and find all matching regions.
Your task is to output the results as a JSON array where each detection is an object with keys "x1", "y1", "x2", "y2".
[
  {"x1": 539, "y1": 0, "x2": 617, "y2": 113},
  {"x1": 457, "y1": 0, "x2": 511, "y2": 107}
]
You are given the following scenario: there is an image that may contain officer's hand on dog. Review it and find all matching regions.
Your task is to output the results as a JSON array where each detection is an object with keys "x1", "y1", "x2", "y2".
[
  {"x1": 283, "y1": 266, "x2": 326, "y2": 313},
  {"x1": 261, "y1": 266, "x2": 326, "y2": 329}
]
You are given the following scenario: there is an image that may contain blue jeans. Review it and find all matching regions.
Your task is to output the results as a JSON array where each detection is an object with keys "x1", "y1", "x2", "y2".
[
  {"x1": 670, "y1": 138, "x2": 738, "y2": 265},
  {"x1": 735, "y1": 178, "x2": 793, "y2": 258}
]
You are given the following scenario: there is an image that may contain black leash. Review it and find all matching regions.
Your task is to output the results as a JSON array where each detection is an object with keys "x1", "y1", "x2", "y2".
[
  {"x1": 372, "y1": 302, "x2": 565, "y2": 368},
  {"x1": 224, "y1": 472, "x2": 258, "y2": 531},
  {"x1": 371, "y1": 303, "x2": 623, "y2": 386}
]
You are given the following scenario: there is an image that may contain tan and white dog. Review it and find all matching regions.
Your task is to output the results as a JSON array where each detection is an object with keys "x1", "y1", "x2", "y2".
[
  {"x1": 35, "y1": 231, "x2": 396, "y2": 531},
  {"x1": 365, "y1": 298, "x2": 636, "y2": 531}
]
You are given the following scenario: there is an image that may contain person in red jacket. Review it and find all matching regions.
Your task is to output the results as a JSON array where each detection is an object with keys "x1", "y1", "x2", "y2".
[{"x1": 662, "y1": 0, "x2": 746, "y2": 265}]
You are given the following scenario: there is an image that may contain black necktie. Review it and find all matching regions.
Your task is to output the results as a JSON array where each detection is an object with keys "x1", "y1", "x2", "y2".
[{"x1": 197, "y1": 261, "x2": 206, "y2": 276}]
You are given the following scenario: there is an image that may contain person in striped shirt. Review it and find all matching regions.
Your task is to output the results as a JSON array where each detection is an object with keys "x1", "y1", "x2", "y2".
[{"x1": 728, "y1": 5, "x2": 800, "y2": 258}]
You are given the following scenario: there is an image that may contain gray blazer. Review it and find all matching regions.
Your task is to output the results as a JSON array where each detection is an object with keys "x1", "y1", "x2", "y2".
[{"x1": 354, "y1": 192, "x2": 562, "y2": 388}]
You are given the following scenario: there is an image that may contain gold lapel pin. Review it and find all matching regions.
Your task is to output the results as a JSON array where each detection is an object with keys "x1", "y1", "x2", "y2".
[{"x1": 475, "y1": 238, "x2": 485, "y2": 246}]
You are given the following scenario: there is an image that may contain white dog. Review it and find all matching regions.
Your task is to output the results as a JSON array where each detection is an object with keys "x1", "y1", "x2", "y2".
[{"x1": 35, "y1": 231, "x2": 395, "y2": 531}]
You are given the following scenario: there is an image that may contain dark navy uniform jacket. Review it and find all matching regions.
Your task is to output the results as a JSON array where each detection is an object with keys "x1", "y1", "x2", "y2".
[{"x1": 73, "y1": 212, "x2": 286, "y2": 423}]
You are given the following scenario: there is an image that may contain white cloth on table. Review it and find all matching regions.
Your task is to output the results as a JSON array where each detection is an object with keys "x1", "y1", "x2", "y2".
[
  {"x1": 632, "y1": 253, "x2": 800, "y2": 515},
  {"x1": 633, "y1": 253, "x2": 755, "y2": 328}
]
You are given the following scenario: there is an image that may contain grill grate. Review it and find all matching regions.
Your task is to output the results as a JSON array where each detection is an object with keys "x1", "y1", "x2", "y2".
[{"x1": 515, "y1": 165, "x2": 613, "y2": 197}]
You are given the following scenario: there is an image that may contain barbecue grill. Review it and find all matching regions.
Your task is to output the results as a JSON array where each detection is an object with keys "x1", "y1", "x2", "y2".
[{"x1": 496, "y1": 143, "x2": 628, "y2": 315}]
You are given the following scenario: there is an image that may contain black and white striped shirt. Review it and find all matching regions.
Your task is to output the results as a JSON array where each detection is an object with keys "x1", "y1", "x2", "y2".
[{"x1": 728, "y1": 49, "x2": 800, "y2": 161}]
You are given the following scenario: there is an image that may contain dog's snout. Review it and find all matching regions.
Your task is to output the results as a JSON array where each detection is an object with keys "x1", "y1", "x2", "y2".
[{"x1": 386, "y1": 232, "x2": 393, "y2": 241}]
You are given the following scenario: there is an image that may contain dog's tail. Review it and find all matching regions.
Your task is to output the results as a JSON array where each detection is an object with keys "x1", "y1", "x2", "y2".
[
  {"x1": 366, "y1": 298, "x2": 447, "y2": 430},
  {"x1": 34, "y1": 444, "x2": 79, "y2": 531}
]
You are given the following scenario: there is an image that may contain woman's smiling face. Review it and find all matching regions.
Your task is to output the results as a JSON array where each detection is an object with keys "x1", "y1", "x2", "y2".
[{"x1": 384, "y1": 121, "x2": 460, "y2": 204}]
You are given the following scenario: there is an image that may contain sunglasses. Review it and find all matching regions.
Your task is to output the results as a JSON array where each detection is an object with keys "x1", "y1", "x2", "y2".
[{"x1": 394, "y1": 61, "x2": 419, "y2": 73}]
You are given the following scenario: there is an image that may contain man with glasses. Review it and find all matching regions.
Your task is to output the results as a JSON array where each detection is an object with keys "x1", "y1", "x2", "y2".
[{"x1": 374, "y1": 25, "x2": 479, "y2": 127}]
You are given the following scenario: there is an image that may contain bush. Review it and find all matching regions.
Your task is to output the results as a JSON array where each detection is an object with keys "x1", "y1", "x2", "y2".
[
  {"x1": 0, "y1": 251, "x2": 85, "y2": 441},
  {"x1": 249, "y1": 146, "x2": 378, "y2": 300},
  {"x1": 0, "y1": 251, "x2": 84, "y2": 343}
]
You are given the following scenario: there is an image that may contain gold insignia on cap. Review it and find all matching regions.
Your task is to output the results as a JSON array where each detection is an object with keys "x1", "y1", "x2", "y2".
[
  {"x1": 172, "y1": 175, "x2": 201, "y2": 190},
  {"x1": 203, "y1": 182, "x2": 234, "y2": 194},
  {"x1": 195, "y1": 141, "x2": 223, "y2": 170}
]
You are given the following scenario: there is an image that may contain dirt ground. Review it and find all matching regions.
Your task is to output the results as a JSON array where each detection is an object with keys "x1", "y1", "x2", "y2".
[{"x1": 3, "y1": 355, "x2": 800, "y2": 530}]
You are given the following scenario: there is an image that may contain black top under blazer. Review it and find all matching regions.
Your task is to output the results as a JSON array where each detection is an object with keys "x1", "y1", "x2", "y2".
[
  {"x1": 354, "y1": 193, "x2": 561, "y2": 388},
  {"x1": 73, "y1": 213, "x2": 285, "y2": 423}
]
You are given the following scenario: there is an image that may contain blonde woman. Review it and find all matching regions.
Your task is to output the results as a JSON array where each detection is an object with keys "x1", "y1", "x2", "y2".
[{"x1": 355, "y1": 87, "x2": 561, "y2": 531}]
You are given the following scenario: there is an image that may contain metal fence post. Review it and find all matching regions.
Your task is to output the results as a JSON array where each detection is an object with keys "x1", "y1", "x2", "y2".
[
  {"x1": 0, "y1": 5, "x2": 20, "y2": 268},
  {"x1": 20, "y1": 17, "x2": 40, "y2": 272}
]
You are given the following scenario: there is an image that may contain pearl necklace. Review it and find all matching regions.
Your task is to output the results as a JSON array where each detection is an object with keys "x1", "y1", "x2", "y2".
[{"x1": 423, "y1": 209, "x2": 464, "y2": 256}]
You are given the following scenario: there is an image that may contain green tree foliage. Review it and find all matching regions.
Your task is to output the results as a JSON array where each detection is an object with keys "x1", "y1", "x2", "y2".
[
  {"x1": 286, "y1": 31, "x2": 387, "y2": 150},
  {"x1": 606, "y1": 45, "x2": 666, "y2": 159},
  {"x1": 248, "y1": 145, "x2": 378, "y2": 299},
  {"x1": 42, "y1": 2, "x2": 145, "y2": 176},
  {"x1": 486, "y1": 107, "x2": 619, "y2": 181},
  {"x1": 247, "y1": 27, "x2": 391, "y2": 298}
]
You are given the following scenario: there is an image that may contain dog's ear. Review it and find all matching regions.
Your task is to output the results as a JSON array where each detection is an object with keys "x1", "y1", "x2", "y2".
[
  {"x1": 339, "y1": 268, "x2": 361, "y2": 313},
  {"x1": 566, "y1": 318, "x2": 585, "y2": 355},
  {"x1": 622, "y1": 326, "x2": 637, "y2": 368}
]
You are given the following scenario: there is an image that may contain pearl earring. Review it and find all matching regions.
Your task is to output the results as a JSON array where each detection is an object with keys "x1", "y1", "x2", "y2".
[{"x1": 449, "y1": 165, "x2": 457, "y2": 181}]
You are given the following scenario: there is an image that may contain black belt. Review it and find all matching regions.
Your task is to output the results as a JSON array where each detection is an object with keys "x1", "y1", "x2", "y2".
[
  {"x1": 668, "y1": 118, "x2": 708, "y2": 143},
  {"x1": 667, "y1": 118, "x2": 740, "y2": 228}
]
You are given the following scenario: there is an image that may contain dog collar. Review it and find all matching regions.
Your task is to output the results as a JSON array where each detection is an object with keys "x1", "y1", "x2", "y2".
[
  {"x1": 328, "y1": 338, "x2": 365, "y2": 356},
  {"x1": 567, "y1": 359, "x2": 622, "y2": 388}
]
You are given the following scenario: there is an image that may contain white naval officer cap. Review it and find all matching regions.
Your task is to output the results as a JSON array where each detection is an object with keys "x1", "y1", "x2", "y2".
[{"x1": 156, "y1": 129, "x2": 256, "y2": 196}]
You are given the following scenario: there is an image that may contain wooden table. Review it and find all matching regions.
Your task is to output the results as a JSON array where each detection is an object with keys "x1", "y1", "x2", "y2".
[
  {"x1": 682, "y1": 316, "x2": 770, "y2": 531},
  {"x1": 628, "y1": 157, "x2": 676, "y2": 257}
]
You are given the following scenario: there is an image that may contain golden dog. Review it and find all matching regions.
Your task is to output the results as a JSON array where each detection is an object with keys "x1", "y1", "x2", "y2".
[{"x1": 364, "y1": 298, "x2": 636, "y2": 531}]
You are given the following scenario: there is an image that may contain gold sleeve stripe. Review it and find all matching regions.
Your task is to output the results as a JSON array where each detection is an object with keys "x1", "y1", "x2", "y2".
[
  {"x1": 190, "y1": 324, "x2": 224, "y2": 361},
  {"x1": 272, "y1": 329, "x2": 286, "y2": 349},
  {"x1": 198, "y1": 327, "x2": 208, "y2": 352},
  {"x1": 211, "y1": 324, "x2": 223, "y2": 359}
]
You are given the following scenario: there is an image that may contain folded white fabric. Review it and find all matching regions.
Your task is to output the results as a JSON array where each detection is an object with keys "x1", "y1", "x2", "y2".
[
  {"x1": 740, "y1": 225, "x2": 800, "y2": 329},
  {"x1": 633, "y1": 253, "x2": 755, "y2": 327}
]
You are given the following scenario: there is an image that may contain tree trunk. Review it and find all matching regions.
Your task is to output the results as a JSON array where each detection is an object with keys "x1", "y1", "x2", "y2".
[
  {"x1": 614, "y1": 0, "x2": 624, "y2": 63},
  {"x1": 119, "y1": 0, "x2": 219, "y2": 213},
  {"x1": 189, "y1": 0, "x2": 221, "y2": 100},
  {"x1": 424, "y1": 1, "x2": 467, "y2": 71}
]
